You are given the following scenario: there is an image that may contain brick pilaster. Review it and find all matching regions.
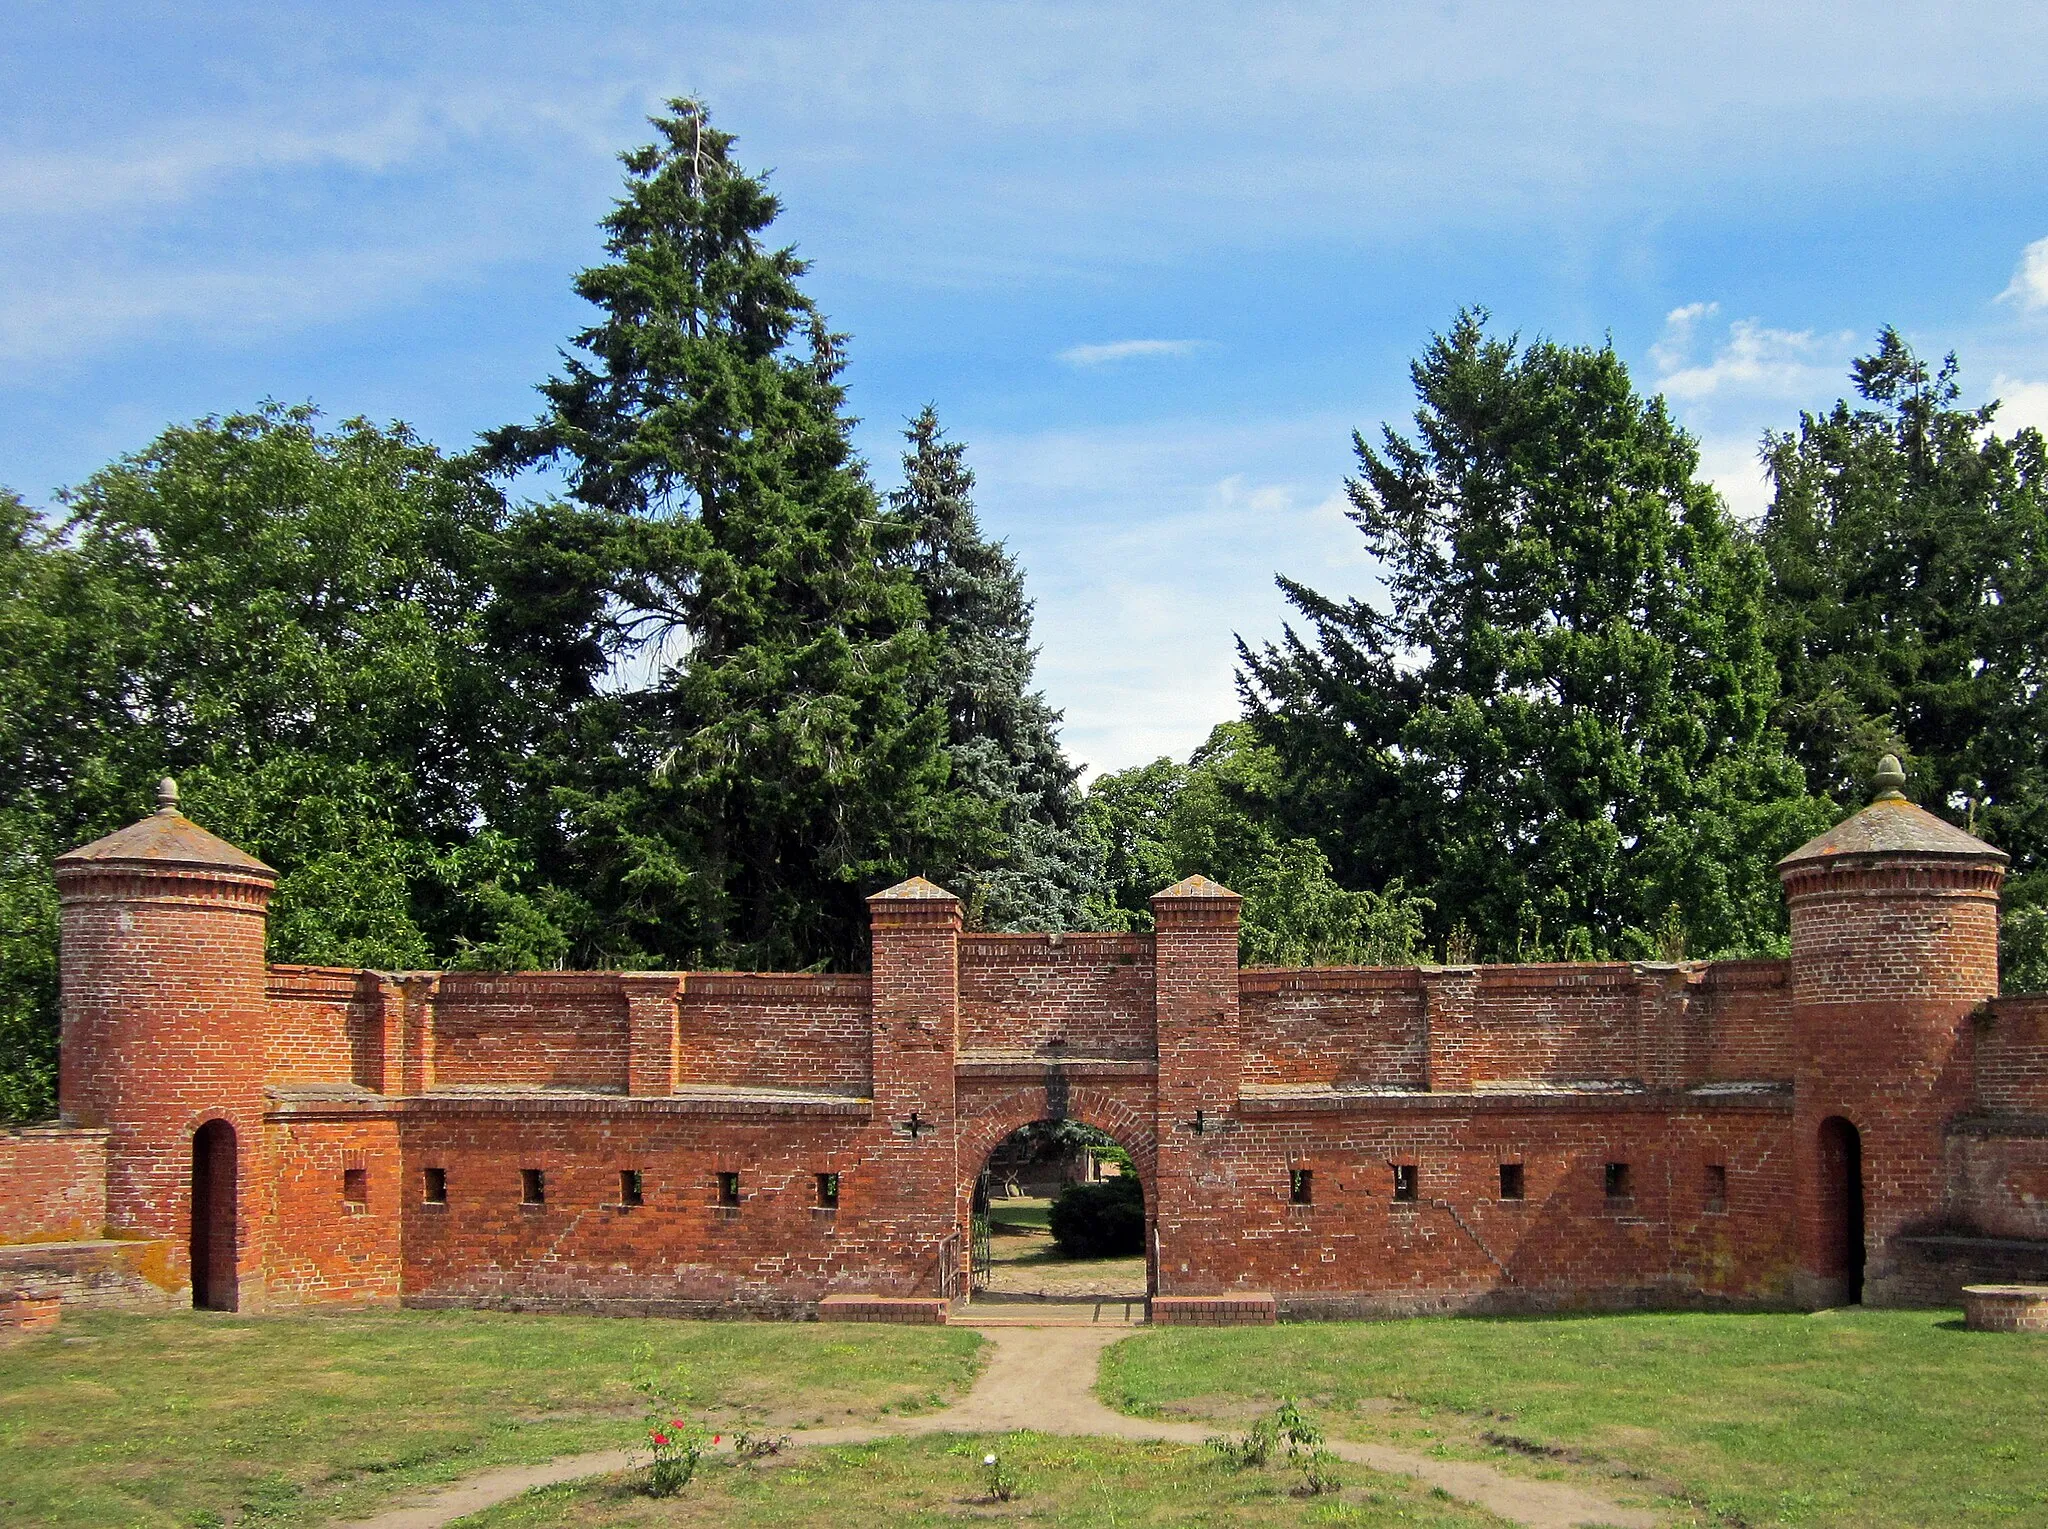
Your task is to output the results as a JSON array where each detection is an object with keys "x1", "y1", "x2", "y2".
[
  {"x1": 866, "y1": 878, "x2": 963, "y2": 1297},
  {"x1": 1151, "y1": 875, "x2": 1242, "y2": 1296},
  {"x1": 1419, "y1": 967, "x2": 1478, "y2": 1092},
  {"x1": 622, "y1": 973, "x2": 683, "y2": 1097}
]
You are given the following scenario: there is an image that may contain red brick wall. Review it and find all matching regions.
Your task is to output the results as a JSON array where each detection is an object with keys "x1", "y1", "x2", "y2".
[
  {"x1": 1978, "y1": 995, "x2": 2048, "y2": 1115},
  {"x1": 398, "y1": 1105, "x2": 898, "y2": 1313},
  {"x1": 428, "y1": 974, "x2": 630, "y2": 1092},
  {"x1": 262, "y1": 1114, "x2": 402, "y2": 1305},
  {"x1": 42, "y1": 800, "x2": 2048, "y2": 1318},
  {"x1": 266, "y1": 966, "x2": 383, "y2": 1089},
  {"x1": 1239, "y1": 969, "x2": 1426, "y2": 1089},
  {"x1": 864, "y1": 887, "x2": 966, "y2": 1299},
  {"x1": 679, "y1": 974, "x2": 871, "y2": 1092},
  {"x1": 1178, "y1": 1098, "x2": 1799, "y2": 1315},
  {"x1": 959, "y1": 935, "x2": 1154, "y2": 1055},
  {"x1": 0, "y1": 1127, "x2": 108, "y2": 1243},
  {"x1": 1152, "y1": 884, "x2": 1246, "y2": 1298},
  {"x1": 1698, "y1": 961, "x2": 1793, "y2": 1081}
]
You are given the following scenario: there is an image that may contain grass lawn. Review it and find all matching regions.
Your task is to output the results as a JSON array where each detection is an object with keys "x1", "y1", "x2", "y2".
[
  {"x1": 986, "y1": 1196, "x2": 1052, "y2": 1233},
  {"x1": 1100, "y1": 1308, "x2": 2048, "y2": 1528},
  {"x1": 0, "y1": 1309, "x2": 981, "y2": 1528},
  {"x1": 459, "y1": 1433, "x2": 1511, "y2": 1527}
]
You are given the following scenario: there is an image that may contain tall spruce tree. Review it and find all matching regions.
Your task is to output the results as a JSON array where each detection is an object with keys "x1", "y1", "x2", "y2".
[
  {"x1": 485, "y1": 100, "x2": 953, "y2": 969},
  {"x1": 1241, "y1": 310, "x2": 1829, "y2": 960},
  {"x1": 884, "y1": 407, "x2": 1099, "y2": 928}
]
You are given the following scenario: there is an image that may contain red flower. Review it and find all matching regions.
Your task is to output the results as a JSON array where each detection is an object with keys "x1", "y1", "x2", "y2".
[
  {"x1": 713, "y1": 1435, "x2": 722, "y2": 1444},
  {"x1": 651, "y1": 1431, "x2": 669, "y2": 1446}
]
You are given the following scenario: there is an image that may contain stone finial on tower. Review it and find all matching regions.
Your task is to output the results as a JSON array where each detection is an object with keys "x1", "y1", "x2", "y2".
[
  {"x1": 156, "y1": 776, "x2": 179, "y2": 814},
  {"x1": 1871, "y1": 753, "x2": 1907, "y2": 802}
]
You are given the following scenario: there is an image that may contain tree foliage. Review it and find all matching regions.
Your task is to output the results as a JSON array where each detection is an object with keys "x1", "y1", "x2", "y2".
[
  {"x1": 1759, "y1": 329, "x2": 2048, "y2": 975},
  {"x1": 485, "y1": 99, "x2": 959, "y2": 970},
  {"x1": 1080, "y1": 723, "x2": 1433, "y2": 965},
  {"x1": 883, "y1": 407, "x2": 1101, "y2": 930},
  {"x1": 0, "y1": 410, "x2": 566, "y2": 1119},
  {"x1": 1240, "y1": 310, "x2": 1830, "y2": 961}
]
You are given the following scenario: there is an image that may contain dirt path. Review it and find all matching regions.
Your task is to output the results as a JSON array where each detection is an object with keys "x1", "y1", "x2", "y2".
[{"x1": 350, "y1": 1324, "x2": 1662, "y2": 1529}]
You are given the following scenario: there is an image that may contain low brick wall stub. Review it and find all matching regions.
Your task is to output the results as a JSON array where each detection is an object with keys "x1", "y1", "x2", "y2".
[
  {"x1": 817, "y1": 1294, "x2": 951, "y2": 1324},
  {"x1": 0, "y1": 1293, "x2": 62, "y2": 1331},
  {"x1": 1962, "y1": 1284, "x2": 2048, "y2": 1331},
  {"x1": 0, "y1": 1238, "x2": 180, "y2": 1311}
]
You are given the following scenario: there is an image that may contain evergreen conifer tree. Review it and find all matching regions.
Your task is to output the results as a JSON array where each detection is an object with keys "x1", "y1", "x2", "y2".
[
  {"x1": 1760, "y1": 330, "x2": 2048, "y2": 894},
  {"x1": 486, "y1": 100, "x2": 952, "y2": 969},
  {"x1": 1241, "y1": 310, "x2": 1828, "y2": 960},
  {"x1": 884, "y1": 407, "x2": 1100, "y2": 928}
]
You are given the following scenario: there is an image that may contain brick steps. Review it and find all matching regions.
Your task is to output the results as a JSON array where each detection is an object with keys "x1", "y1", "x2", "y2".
[
  {"x1": 817, "y1": 1294, "x2": 951, "y2": 1324},
  {"x1": 954, "y1": 1299, "x2": 1148, "y2": 1327},
  {"x1": 1150, "y1": 1293, "x2": 1277, "y2": 1326}
]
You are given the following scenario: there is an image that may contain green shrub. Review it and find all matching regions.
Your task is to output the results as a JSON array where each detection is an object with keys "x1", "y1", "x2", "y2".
[{"x1": 1048, "y1": 1174, "x2": 1144, "y2": 1257}]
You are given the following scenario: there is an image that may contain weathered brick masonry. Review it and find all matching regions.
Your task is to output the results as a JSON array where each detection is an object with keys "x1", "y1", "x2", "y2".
[{"x1": 7, "y1": 764, "x2": 2046, "y2": 1316}]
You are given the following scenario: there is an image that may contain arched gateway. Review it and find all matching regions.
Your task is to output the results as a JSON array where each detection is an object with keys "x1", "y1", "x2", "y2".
[
  {"x1": 956, "y1": 1085, "x2": 1159, "y2": 1297},
  {"x1": 18, "y1": 762, "x2": 2041, "y2": 1321}
]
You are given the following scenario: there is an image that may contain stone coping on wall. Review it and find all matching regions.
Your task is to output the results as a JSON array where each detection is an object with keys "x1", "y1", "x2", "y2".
[
  {"x1": 264, "y1": 1082, "x2": 873, "y2": 1120},
  {"x1": 1237, "y1": 1080, "x2": 1793, "y2": 1116},
  {"x1": 1947, "y1": 1112, "x2": 2048, "y2": 1139},
  {"x1": 2, "y1": 1124, "x2": 108, "y2": 1142}
]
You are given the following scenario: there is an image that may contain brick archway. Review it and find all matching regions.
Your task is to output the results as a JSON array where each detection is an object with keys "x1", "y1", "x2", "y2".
[{"x1": 955, "y1": 1081, "x2": 1158, "y2": 1296}]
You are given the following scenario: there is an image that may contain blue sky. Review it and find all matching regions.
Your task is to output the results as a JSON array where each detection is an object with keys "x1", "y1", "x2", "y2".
[{"x1": 6, "y1": 2, "x2": 2048, "y2": 775}]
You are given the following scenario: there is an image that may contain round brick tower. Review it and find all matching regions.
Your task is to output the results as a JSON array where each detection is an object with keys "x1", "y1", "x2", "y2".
[
  {"x1": 1777, "y1": 755, "x2": 2006, "y2": 1307},
  {"x1": 54, "y1": 779, "x2": 277, "y2": 1309}
]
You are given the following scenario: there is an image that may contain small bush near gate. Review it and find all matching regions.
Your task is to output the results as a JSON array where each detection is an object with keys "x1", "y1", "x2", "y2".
[{"x1": 1048, "y1": 1173, "x2": 1144, "y2": 1257}]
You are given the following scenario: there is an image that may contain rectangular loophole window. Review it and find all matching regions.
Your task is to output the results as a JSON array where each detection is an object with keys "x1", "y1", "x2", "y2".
[
  {"x1": 619, "y1": 1169, "x2": 644, "y2": 1207},
  {"x1": 1392, "y1": 1164, "x2": 1419, "y2": 1203},
  {"x1": 342, "y1": 1167, "x2": 367, "y2": 1205},
  {"x1": 1498, "y1": 1163, "x2": 1525, "y2": 1201},
  {"x1": 717, "y1": 1171, "x2": 741, "y2": 1208},
  {"x1": 522, "y1": 1168, "x2": 546, "y2": 1206},
  {"x1": 1605, "y1": 1162, "x2": 1633, "y2": 1200},
  {"x1": 423, "y1": 1167, "x2": 447, "y2": 1205},
  {"x1": 1289, "y1": 1168, "x2": 1313, "y2": 1205},
  {"x1": 816, "y1": 1172, "x2": 840, "y2": 1209},
  {"x1": 1704, "y1": 1163, "x2": 1728, "y2": 1214}
]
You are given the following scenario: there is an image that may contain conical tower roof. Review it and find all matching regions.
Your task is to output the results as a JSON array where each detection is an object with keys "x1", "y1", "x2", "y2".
[
  {"x1": 1153, "y1": 874, "x2": 1241, "y2": 900},
  {"x1": 1777, "y1": 755, "x2": 2007, "y2": 871},
  {"x1": 54, "y1": 779, "x2": 276, "y2": 880}
]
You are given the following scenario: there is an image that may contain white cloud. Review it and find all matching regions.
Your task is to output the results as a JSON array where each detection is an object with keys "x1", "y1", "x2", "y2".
[
  {"x1": 2000, "y1": 236, "x2": 2048, "y2": 311},
  {"x1": 1991, "y1": 375, "x2": 2048, "y2": 435},
  {"x1": 1057, "y1": 339, "x2": 1207, "y2": 366},
  {"x1": 1655, "y1": 317, "x2": 1853, "y2": 402},
  {"x1": 1692, "y1": 434, "x2": 1773, "y2": 522},
  {"x1": 1648, "y1": 300, "x2": 1719, "y2": 373},
  {"x1": 961, "y1": 412, "x2": 1376, "y2": 777}
]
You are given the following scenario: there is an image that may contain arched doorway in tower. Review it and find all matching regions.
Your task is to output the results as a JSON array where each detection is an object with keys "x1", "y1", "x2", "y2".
[
  {"x1": 190, "y1": 1119, "x2": 238, "y2": 1311},
  {"x1": 969, "y1": 1120, "x2": 1150, "y2": 1312},
  {"x1": 1816, "y1": 1115, "x2": 1866, "y2": 1305}
]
